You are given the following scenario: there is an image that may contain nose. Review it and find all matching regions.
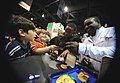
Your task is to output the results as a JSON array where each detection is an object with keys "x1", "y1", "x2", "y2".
[
  {"x1": 34, "y1": 32, "x2": 39, "y2": 39},
  {"x1": 84, "y1": 26, "x2": 90, "y2": 33},
  {"x1": 84, "y1": 25, "x2": 88, "y2": 30}
]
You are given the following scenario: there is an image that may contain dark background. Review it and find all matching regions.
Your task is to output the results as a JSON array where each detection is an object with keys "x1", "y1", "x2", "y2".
[
  {"x1": 2, "y1": 0, "x2": 119, "y2": 32},
  {"x1": 0, "y1": 0, "x2": 120, "y2": 83}
]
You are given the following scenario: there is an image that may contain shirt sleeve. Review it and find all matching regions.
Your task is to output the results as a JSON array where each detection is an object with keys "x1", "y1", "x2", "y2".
[
  {"x1": 5, "y1": 40, "x2": 29, "y2": 60},
  {"x1": 78, "y1": 43, "x2": 115, "y2": 61}
]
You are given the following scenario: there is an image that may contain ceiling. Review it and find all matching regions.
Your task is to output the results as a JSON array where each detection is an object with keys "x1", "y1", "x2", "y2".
[{"x1": 12, "y1": 0, "x2": 114, "y2": 33}]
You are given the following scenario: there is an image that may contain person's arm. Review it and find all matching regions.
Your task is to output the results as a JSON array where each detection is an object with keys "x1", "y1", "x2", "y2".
[
  {"x1": 34, "y1": 46, "x2": 50, "y2": 54},
  {"x1": 66, "y1": 42, "x2": 115, "y2": 61},
  {"x1": 79, "y1": 43, "x2": 115, "y2": 61},
  {"x1": 34, "y1": 45, "x2": 58, "y2": 54},
  {"x1": 79, "y1": 27, "x2": 116, "y2": 61}
]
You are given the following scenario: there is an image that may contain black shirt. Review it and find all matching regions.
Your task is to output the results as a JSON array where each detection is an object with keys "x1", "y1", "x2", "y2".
[
  {"x1": 50, "y1": 34, "x2": 81, "y2": 48},
  {"x1": 4, "y1": 39, "x2": 33, "y2": 61},
  {"x1": 49, "y1": 34, "x2": 81, "y2": 55}
]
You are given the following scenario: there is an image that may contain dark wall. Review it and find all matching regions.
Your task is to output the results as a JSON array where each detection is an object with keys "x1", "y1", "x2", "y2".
[
  {"x1": 0, "y1": 0, "x2": 120, "y2": 83},
  {"x1": 96, "y1": 0, "x2": 120, "y2": 83},
  {"x1": 0, "y1": 1, "x2": 23, "y2": 83}
]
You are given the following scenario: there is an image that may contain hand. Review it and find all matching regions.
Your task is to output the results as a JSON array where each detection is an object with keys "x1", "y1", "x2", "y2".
[
  {"x1": 49, "y1": 45, "x2": 59, "y2": 51},
  {"x1": 66, "y1": 41, "x2": 79, "y2": 48},
  {"x1": 30, "y1": 43, "x2": 36, "y2": 52},
  {"x1": 59, "y1": 49, "x2": 70, "y2": 57},
  {"x1": 65, "y1": 41, "x2": 79, "y2": 55}
]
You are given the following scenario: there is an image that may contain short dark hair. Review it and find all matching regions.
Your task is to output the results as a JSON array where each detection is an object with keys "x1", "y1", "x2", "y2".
[
  {"x1": 66, "y1": 22, "x2": 77, "y2": 31},
  {"x1": 8, "y1": 15, "x2": 36, "y2": 38},
  {"x1": 87, "y1": 16, "x2": 101, "y2": 24}
]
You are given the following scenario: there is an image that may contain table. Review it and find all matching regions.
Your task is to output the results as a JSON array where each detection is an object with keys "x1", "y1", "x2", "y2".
[
  {"x1": 41, "y1": 53, "x2": 98, "y2": 83},
  {"x1": 41, "y1": 53, "x2": 60, "y2": 75}
]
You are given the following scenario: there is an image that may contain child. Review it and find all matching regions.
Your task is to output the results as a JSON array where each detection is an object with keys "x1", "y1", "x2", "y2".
[
  {"x1": 5, "y1": 15, "x2": 58, "y2": 60},
  {"x1": 4, "y1": 15, "x2": 37, "y2": 60},
  {"x1": 31, "y1": 28, "x2": 58, "y2": 54},
  {"x1": 4, "y1": 15, "x2": 51, "y2": 83}
]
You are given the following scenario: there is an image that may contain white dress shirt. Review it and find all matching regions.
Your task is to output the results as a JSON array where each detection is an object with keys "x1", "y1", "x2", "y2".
[{"x1": 78, "y1": 26, "x2": 116, "y2": 71}]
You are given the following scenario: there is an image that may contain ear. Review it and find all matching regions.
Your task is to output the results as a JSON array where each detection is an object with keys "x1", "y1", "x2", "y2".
[{"x1": 18, "y1": 29, "x2": 26, "y2": 37}]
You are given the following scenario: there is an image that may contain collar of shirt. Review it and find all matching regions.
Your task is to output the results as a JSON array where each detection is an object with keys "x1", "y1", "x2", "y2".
[
  {"x1": 17, "y1": 40, "x2": 31, "y2": 50},
  {"x1": 91, "y1": 26, "x2": 105, "y2": 41}
]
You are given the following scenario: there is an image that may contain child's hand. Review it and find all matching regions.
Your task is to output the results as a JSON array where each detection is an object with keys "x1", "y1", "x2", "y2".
[
  {"x1": 49, "y1": 45, "x2": 59, "y2": 51},
  {"x1": 30, "y1": 44, "x2": 36, "y2": 51}
]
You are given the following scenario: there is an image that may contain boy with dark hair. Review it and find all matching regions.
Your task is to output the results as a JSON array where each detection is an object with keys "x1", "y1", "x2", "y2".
[
  {"x1": 4, "y1": 15, "x2": 49, "y2": 83},
  {"x1": 5, "y1": 15, "x2": 37, "y2": 60},
  {"x1": 8, "y1": 15, "x2": 36, "y2": 40}
]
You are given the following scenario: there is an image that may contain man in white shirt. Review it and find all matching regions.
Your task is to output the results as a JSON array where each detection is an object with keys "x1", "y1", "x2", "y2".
[{"x1": 65, "y1": 16, "x2": 116, "y2": 72}]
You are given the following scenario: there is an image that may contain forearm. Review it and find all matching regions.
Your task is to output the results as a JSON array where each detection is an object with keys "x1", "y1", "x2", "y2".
[
  {"x1": 78, "y1": 43, "x2": 115, "y2": 61},
  {"x1": 35, "y1": 46, "x2": 50, "y2": 54},
  {"x1": 34, "y1": 45, "x2": 58, "y2": 54}
]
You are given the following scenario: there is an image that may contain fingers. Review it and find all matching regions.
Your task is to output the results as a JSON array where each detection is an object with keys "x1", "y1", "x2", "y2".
[
  {"x1": 31, "y1": 45, "x2": 35, "y2": 50},
  {"x1": 65, "y1": 42, "x2": 73, "y2": 45},
  {"x1": 59, "y1": 52, "x2": 66, "y2": 57},
  {"x1": 65, "y1": 41, "x2": 78, "y2": 48},
  {"x1": 59, "y1": 50, "x2": 70, "y2": 57},
  {"x1": 65, "y1": 42, "x2": 74, "y2": 48},
  {"x1": 50, "y1": 45, "x2": 59, "y2": 51}
]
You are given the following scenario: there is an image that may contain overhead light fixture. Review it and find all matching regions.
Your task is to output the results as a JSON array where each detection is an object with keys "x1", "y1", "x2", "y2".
[
  {"x1": 30, "y1": 17, "x2": 33, "y2": 20},
  {"x1": 18, "y1": 0, "x2": 33, "y2": 11},
  {"x1": 64, "y1": 6, "x2": 68, "y2": 12},
  {"x1": 42, "y1": 14, "x2": 45, "y2": 18}
]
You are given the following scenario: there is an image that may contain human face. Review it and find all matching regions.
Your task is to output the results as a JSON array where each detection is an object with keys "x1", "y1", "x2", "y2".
[
  {"x1": 84, "y1": 18, "x2": 100, "y2": 36},
  {"x1": 39, "y1": 33, "x2": 50, "y2": 42},
  {"x1": 24, "y1": 29, "x2": 37, "y2": 42},
  {"x1": 65, "y1": 26, "x2": 74, "y2": 35}
]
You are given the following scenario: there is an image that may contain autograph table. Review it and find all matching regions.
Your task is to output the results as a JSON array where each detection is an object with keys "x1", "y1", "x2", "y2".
[{"x1": 41, "y1": 53, "x2": 97, "y2": 83}]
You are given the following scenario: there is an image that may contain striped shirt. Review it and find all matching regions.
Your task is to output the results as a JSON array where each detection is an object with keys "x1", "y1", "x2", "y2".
[{"x1": 4, "y1": 40, "x2": 33, "y2": 61}]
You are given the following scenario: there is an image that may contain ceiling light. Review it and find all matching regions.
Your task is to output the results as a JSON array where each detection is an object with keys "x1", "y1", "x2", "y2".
[
  {"x1": 18, "y1": 1, "x2": 31, "y2": 11},
  {"x1": 31, "y1": 17, "x2": 33, "y2": 20},
  {"x1": 42, "y1": 14, "x2": 45, "y2": 18},
  {"x1": 64, "y1": 6, "x2": 68, "y2": 12}
]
